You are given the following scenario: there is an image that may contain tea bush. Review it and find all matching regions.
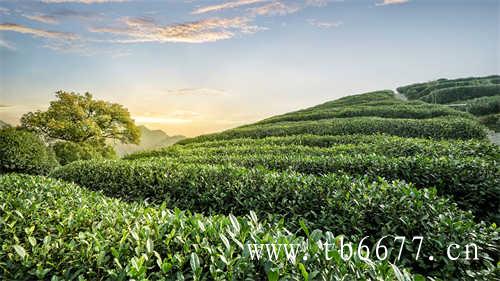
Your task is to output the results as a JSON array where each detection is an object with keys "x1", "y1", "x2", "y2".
[
  {"x1": 50, "y1": 160, "x2": 499, "y2": 278},
  {"x1": 131, "y1": 153, "x2": 499, "y2": 221},
  {"x1": 0, "y1": 174, "x2": 419, "y2": 280},
  {"x1": 0, "y1": 128, "x2": 59, "y2": 175},
  {"x1": 454, "y1": 95, "x2": 500, "y2": 116},
  {"x1": 397, "y1": 75, "x2": 498, "y2": 100},
  {"x1": 308, "y1": 90, "x2": 396, "y2": 110},
  {"x1": 127, "y1": 136, "x2": 499, "y2": 161},
  {"x1": 176, "y1": 134, "x2": 498, "y2": 155},
  {"x1": 253, "y1": 104, "x2": 473, "y2": 126},
  {"x1": 479, "y1": 113, "x2": 500, "y2": 132},
  {"x1": 181, "y1": 117, "x2": 487, "y2": 144},
  {"x1": 420, "y1": 85, "x2": 500, "y2": 104}
]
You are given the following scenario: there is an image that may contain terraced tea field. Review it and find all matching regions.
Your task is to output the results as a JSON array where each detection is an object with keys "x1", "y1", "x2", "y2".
[{"x1": 1, "y1": 77, "x2": 499, "y2": 280}]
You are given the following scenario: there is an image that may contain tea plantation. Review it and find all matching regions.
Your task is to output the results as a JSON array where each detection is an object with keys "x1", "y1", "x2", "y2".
[
  {"x1": 397, "y1": 75, "x2": 500, "y2": 131},
  {"x1": 1, "y1": 77, "x2": 499, "y2": 280}
]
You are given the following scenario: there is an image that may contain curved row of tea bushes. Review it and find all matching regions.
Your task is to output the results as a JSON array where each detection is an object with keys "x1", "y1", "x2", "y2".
[
  {"x1": 306, "y1": 90, "x2": 396, "y2": 110},
  {"x1": 132, "y1": 153, "x2": 499, "y2": 221},
  {"x1": 479, "y1": 114, "x2": 500, "y2": 132},
  {"x1": 454, "y1": 95, "x2": 500, "y2": 117},
  {"x1": 127, "y1": 136, "x2": 499, "y2": 161},
  {"x1": 267, "y1": 101, "x2": 425, "y2": 120},
  {"x1": 258, "y1": 91, "x2": 409, "y2": 122},
  {"x1": 176, "y1": 134, "x2": 498, "y2": 155},
  {"x1": 0, "y1": 174, "x2": 416, "y2": 280},
  {"x1": 181, "y1": 117, "x2": 487, "y2": 144},
  {"x1": 420, "y1": 85, "x2": 500, "y2": 104},
  {"x1": 50, "y1": 160, "x2": 498, "y2": 278},
  {"x1": 397, "y1": 76, "x2": 499, "y2": 100},
  {"x1": 252, "y1": 104, "x2": 473, "y2": 126},
  {"x1": 400, "y1": 80, "x2": 492, "y2": 101},
  {"x1": 404, "y1": 81, "x2": 477, "y2": 100}
]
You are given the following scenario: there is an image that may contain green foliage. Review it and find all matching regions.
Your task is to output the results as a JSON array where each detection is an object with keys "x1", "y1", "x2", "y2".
[
  {"x1": 454, "y1": 95, "x2": 500, "y2": 117},
  {"x1": 177, "y1": 134, "x2": 497, "y2": 154},
  {"x1": 136, "y1": 152, "x2": 499, "y2": 221},
  {"x1": 0, "y1": 174, "x2": 418, "y2": 280},
  {"x1": 397, "y1": 76, "x2": 500, "y2": 130},
  {"x1": 131, "y1": 135, "x2": 498, "y2": 161},
  {"x1": 397, "y1": 75, "x2": 499, "y2": 100},
  {"x1": 182, "y1": 117, "x2": 487, "y2": 144},
  {"x1": 20, "y1": 91, "x2": 140, "y2": 145},
  {"x1": 52, "y1": 140, "x2": 117, "y2": 165},
  {"x1": 310, "y1": 90, "x2": 396, "y2": 109},
  {"x1": 479, "y1": 113, "x2": 500, "y2": 132},
  {"x1": 0, "y1": 128, "x2": 59, "y2": 175},
  {"x1": 250, "y1": 104, "x2": 473, "y2": 126},
  {"x1": 6, "y1": 81, "x2": 498, "y2": 280},
  {"x1": 50, "y1": 161, "x2": 498, "y2": 278},
  {"x1": 420, "y1": 85, "x2": 500, "y2": 104}
]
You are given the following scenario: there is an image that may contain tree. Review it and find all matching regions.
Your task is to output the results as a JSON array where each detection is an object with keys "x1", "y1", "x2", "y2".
[{"x1": 21, "y1": 91, "x2": 140, "y2": 158}]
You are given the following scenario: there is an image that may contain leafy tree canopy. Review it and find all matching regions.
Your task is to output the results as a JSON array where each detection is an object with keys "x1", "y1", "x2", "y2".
[{"x1": 21, "y1": 91, "x2": 140, "y2": 144}]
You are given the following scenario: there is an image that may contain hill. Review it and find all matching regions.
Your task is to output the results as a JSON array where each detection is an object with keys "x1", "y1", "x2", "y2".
[
  {"x1": 3, "y1": 81, "x2": 499, "y2": 280},
  {"x1": 397, "y1": 75, "x2": 500, "y2": 131},
  {"x1": 113, "y1": 125, "x2": 185, "y2": 156},
  {"x1": 176, "y1": 90, "x2": 485, "y2": 144},
  {"x1": 0, "y1": 120, "x2": 11, "y2": 129}
]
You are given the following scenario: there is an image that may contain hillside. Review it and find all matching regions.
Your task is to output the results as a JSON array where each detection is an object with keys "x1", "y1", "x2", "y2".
[
  {"x1": 2, "y1": 83, "x2": 499, "y2": 280},
  {"x1": 175, "y1": 90, "x2": 485, "y2": 144},
  {"x1": 397, "y1": 75, "x2": 500, "y2": 131},
  {"x1": 113, "y1": 125, "x2": 185, "y2": 156}
]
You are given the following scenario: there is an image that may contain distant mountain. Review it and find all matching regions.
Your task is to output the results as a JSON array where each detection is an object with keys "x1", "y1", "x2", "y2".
[
  {"x1": 0, "y1": 120, "x2": 11, "y2": 129},
  {"x1": 114, "y1": 125, "x2": 185, "y2": 156}
]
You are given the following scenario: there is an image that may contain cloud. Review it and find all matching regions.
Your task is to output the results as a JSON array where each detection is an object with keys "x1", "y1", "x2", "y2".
[
  {"x1": 0, "y1": 38, "x2": 15, "y2": 50},
  {"x1": 0, "y1": 23, "x2": 78, "y2": 40},
  {"x1": 375, "y1": 0, "x2": 409, "y2": 6},
  {"x1": 23, "y1": 14, "x2": 59, "y2": 25},
  {"x1": 166, "y1": 88, "x2": 228, "y2": 96},
  {"x1": 249, "y1": 1, "x2": 301, "y2": 16},
  {"x1": 42, "y1": 0, "x2": 128, "y2": 3},
  {"x1": 192, "y1": 0, "x2": 269, "y2": 15},
  {"x1": 90, "y1": 17, "x2": 263, "y2": 43},
  {"x1": 307, "y1": 19, "x2": 342, "y2": 28},
  {"x1": 52, "y1": 9, "x2": 101, "y2": 20}
]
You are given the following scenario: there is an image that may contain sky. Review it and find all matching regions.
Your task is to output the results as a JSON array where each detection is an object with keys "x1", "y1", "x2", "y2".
[{"x1": 0, "y1": 0, "x2": 498, "y2": 137}]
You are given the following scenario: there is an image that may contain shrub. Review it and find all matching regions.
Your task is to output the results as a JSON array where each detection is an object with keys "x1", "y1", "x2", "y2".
[
  {"x1": 0, "y1": 174, "x2": 417, "y2": 280},
  {"x1": 127, "y1": 153, "x2": 500, "y2": 222},
  {"x1": 310, "y1": 90, "x2": 396, "y2": 110},
  {"x1": 420, "y1": 85, "x2": 500, "y2": 104},
  {"x1": 127, "y1": 137, "x2": 499, "y2": 161},
  {"x1": 454, "y1": 95, "x2": 500, "y2": 116},
  {"x1": 402, "y1": 80, "x2": 492, "y2": 100},
  {"x1": 479, "y1": 113, "x2": 500, "y2": 132},
  {"x1": 0, "y1": 128, "x2": 59, "y2": 175},
  {"x1": 175, "y1": 134, "x2": 498, "y2": 157},
  {"x1": 181, "y1": 117, "x2": 487, "y2": 144},
  {"x1": 52, "y1": 140, "x2": 117, "y2": 165},
  {"x1": 397, "y1": 75, "x2": 499, "y2": 100},
  {"x1": 50, "y1": 160, "x2": 499, "y2": 278},
  {"x1": 251, "y1": 104, "x2": 473, "y2": 126},
  {"x1": 490, "y1": 77, "x2": 500, "y2": 84}
]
